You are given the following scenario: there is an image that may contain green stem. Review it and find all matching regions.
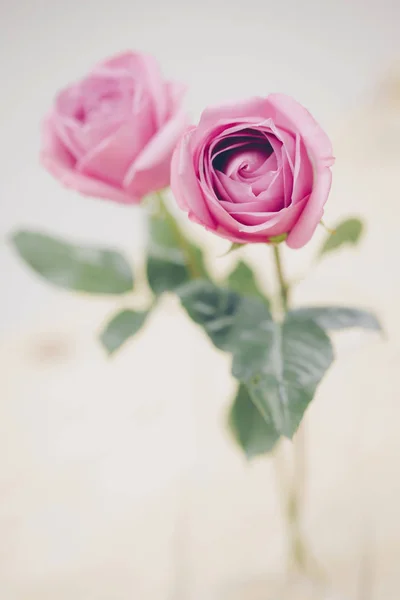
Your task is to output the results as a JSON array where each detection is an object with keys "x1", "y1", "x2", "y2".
[
  {"x1": 271, "y1": 243, "x2": 308, "y2": 573},
  {"x1": 272, "y1": 244, "x2": 289, "y2": 314},
  {"x1": 154, "y1": 190, "x2": 198, "y2": 599},
  {"x1": 157, "y1": 190, "x2": 200, "y2": 279}
]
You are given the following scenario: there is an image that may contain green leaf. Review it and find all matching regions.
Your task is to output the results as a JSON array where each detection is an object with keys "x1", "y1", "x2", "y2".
[
  {"x1": 227, "y1": 261, "x2": 269, "y2": 306},
  {"x1": 230, "y1": 297, "x2": 275, "y2": 380},
  {"x1": 147, "y1": 216, "x2": 207, "y2": 295},
  {"x1": 228, "y1": 384, "x2": 280, "y2": 459},
  {"x1": 232, "y1": 315, "x2": 334, "y2": 438},
  {"x1": 11, "y1": 230, "x2": 133, "y2": 294},
  {"x1": 100, "y1": 309, "x2": 149, "y2": 355},
  {"x1": 189, "y1": 244, "x2": 208, "y2": 279},
  {"x1": 319, "y1": 217, "x2": 364, "y2": 257},
  {"x1": 288, "y1": 306, "x2": 382, "y2": 332},
  {"x1": 178, "y1": 280, "x2": 241, "y2": 350},
  {"x1": 179, "y1": 281, "x2": 274, "y2": 355},
  {"x1": 147, "y1": 255, "x2": 189, "y2": 296}
]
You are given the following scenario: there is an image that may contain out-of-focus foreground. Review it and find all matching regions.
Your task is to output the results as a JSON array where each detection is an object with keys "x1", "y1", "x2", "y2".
[{"x1": 0, "y1": 1, "x2": 399, "y2": 598}]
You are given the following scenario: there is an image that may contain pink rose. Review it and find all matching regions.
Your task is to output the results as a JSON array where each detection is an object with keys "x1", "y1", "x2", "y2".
[
  {"x1": 171, "y1": 95, "x2": 334, "y2": 248},
  {"x1": 42, "y1": 51, "x2": 187, "y2": 204}
]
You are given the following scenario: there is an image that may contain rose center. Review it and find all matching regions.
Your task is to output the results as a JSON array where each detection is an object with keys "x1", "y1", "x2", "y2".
[
  {"x1": 74, "y1": 91, "x2": 123, "y2": 124},
  {"x1": 212, "y1": 132, "x2": 274, "y2": 181}
]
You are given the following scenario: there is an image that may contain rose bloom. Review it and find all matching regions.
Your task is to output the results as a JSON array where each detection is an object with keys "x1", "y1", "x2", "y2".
[
  {"x1": 42, "y1": 51, "x2": 187, "y2": 204},
  {"x1": 171, "y1": 95, "x2": 334, "y2": 248}
]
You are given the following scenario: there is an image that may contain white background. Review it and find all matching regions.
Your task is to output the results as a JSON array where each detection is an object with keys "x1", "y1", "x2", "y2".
[{"x1": 1, "y1": 1, "x2": 400, "y2": 599}]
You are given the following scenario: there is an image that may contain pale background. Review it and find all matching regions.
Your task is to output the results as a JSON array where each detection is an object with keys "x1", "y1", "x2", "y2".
[{"x1": 0, "y1": 0, "x2": 400, "y2": 598}]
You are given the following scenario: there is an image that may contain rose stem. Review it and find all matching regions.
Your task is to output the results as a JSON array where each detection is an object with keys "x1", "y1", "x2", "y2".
[
  {"x1": 272, "y1": 243, "x2": 289, "y2": 315},
  {"x1": 154, "y1": 189, "x2": 198, "y2": 599},
  {"x1": 271, "y1": 243, "x2": 308, "y2": 573},
  {"x1": 157, "y1": 190, "x2": 201, "y2": 279}
]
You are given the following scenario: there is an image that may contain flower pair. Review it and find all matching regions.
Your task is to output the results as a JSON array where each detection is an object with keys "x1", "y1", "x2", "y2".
[{"x1": 43, "y1": 51, "x2": 334, "y2": 249}]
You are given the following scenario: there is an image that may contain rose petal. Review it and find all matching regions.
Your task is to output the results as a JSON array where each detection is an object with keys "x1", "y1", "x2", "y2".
[
  {"x1": 99, "y1": 51, "x2": 169, "y2": 129},
  {"x1": 76, "y1": 105, "x2": 154, "y2": 186},
  {"x1": 242, "y1": 150, "x2": 277, "y2": 179},
  {"x1": 54, "y1": 73, "x2": 138, "y2": 159},
  {"x1": 292, "y1": 134, "x2": 313, "y2": 203},
  {"x1": 52, "y1": 116, "x2": 86, "y2": 161},
  {"x1": 197, "y1": 179, "x2": 246, "y2": 235},
  {"x1": 219, "y1": 197, "x2": 282, "y2": 213},
  {"x1": 123, "y1": 107, "x2": 188, "y2": 198},
  {"x1": 199, "y1": 172, "x2": 307, "y2": 239},
  {"x1": 200, "y1": 126, "x2": 265, "y2": 192},
  {"x1": 197, "y1": 97, "x2": 270, "y2": 134},
  {"x1": 166, "y1": 81, "x2": 187, "y2": 113},
  {"x1": 266, "y1": 93, "x2": 334, "y2": 167},
  {"x1": 265, "y1": 95, "x2": 333, "y2": 248},
  {"x1": 228, "y1": 212, "x2": 279, "y2": 226},
  {"x1": 235, "y1": 197, "x2": 308, "y2": 234},
  {"x1": 97, "y1": 50, "x2": 142, "y2": 71},
  {"x1": 53, "y1": 87, "x2": 87, "y2": 160},
  {"x1": 170, "y1": 132, "x2": 191, "y2": 214},
  {"x1": 212, "y1": 170, "x2": 254, "y2": 204},
  {"x1": 248, "y1": 164, "x2": 280, "y2": 195},
  {"x1": 130, "y1": 53, "x2": 169, "y2": 129},
  {"x1": 286, "y1": 169, "x2": 332, "y2": 248},
  {"x1": 196, "y1": 196, "x2": 307, "y2": 244},
  {"x1": 280, "y1": 146, "x2": 294, "y2": 207},
  {"x1": 192, "y1": 116, "x2": 266, "y2": 154},
  {"x1": 41, "y1": 117, "x2": 137, "y2": 204},
  {"x1": 170, "y1": 129, "x2": 216, "y2": 228}
]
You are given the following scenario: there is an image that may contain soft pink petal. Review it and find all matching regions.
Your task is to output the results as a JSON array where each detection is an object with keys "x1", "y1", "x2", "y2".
[
  {"x1": 266, "y1": 93, "x2": 334, "y2": 167},
  {"x1": 197, "y1": 180, "x2": 246, "y2": 235},
  {"x1": 211, "y1": 132, "x2": 267, "y2": 162},
  {"x1": 206, "y1": 224, "x2": 261, "y2": 244},
  {"x1": 203, "y1": 198, "x2": 305, "y2": 244},
  {"x1": 280, "y1": 146, "x2": 294, "y2": 207},
  {"x1": 225, "y1": 196, "x2": 306, "y2": 229},
  {"x1": 197, "y1": 97, "x2": 270, "y2": 133},
  {"x1": 198, "y1": 182, "x2": 308, "y2": 242},
  {"x1": 286, "y1": 169, "x2": 332, "y2": 248},
  {"x1": 123, "y1": 108, "x2": 188, "y2": 198},
  {"x1": 233, "y1": 198, "x2": 307, "y2": 233},
  {"x1": 52, "y1": 115, "x2": 86, "y2": 161},
  {"x1": 292, "y1": 133, "x2": 313, "y2": 203},
  {"x1": 53, "y1": 74, "x2": 134, "y2": 158},
  {"x1": 136, "y1": 54, "x2": 169, "y2": 128},
  {"x1": 249, "y1": 166, "x2": 280, "y2": 196},
  {"x1": 228, "y1": 211, "x2": 281, "y2": 226},
  {"x1": 53, "y1": 88, "x2": 86, "y2": 160},
  {"x1": 192, "y1": 116, "x2": 265, "y2": 153},
  {"x1": 212, "y1": 170, "x2": 254, "y2": 204},
  {"x1": 97, "y1": 50, "x2": 141, "y2": 71},
  {"x1": 170, "y1": 129, "x2": 216, "y2": 229},
  {"x1": 76, "y1": 106, "x2": 154, "y2": 186},
  {"x1": 166, "y1": 81, "x2": 187, "y2": 113},
  {"x1": 219, "y1": 197, "x2": 282, "y2": 213},
  {"x1": 73, "y1": 119, "x2": 122, "y2": 155},
  {"x1": 41, "y1": 118, "x2": 137, "y2": 204},
  {"x1": 264, "y1": 95, "x2": 333, "y2": 248},
  {"x1": 242, "y1": 150, "x2": 278, "y2": 179},
  {"x1": 97, "y1": 51, "x2": 169, "y2": 129},
  {"x1": 170, "y1": 135, "x2": 190, "y2": 214}
]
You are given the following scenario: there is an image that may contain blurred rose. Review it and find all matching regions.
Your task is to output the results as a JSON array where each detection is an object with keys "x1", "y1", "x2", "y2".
[
  {"x1": 171, "y1": 95, "x2": 334, "y2": 248},
  {"x1": 42, "y1": 51, "x2": 187, "y2": 204}
]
